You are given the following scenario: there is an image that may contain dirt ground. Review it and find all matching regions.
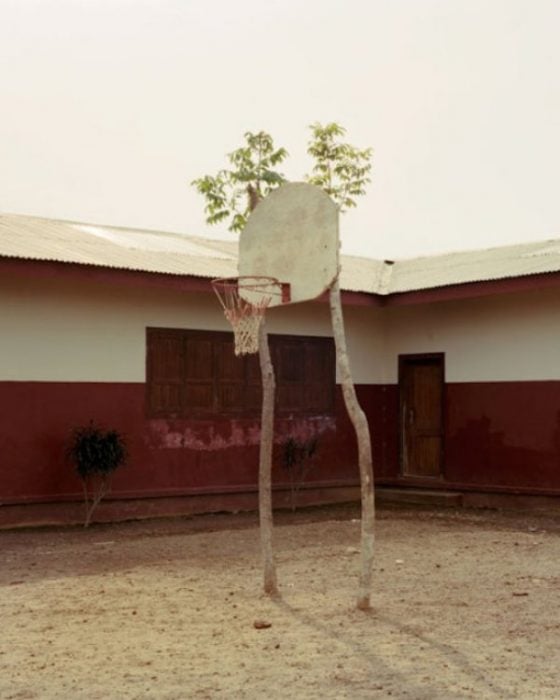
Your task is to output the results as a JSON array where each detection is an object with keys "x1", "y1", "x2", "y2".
[{"x1": 1, "y1": 503, "x2": 559, "y2": 700}]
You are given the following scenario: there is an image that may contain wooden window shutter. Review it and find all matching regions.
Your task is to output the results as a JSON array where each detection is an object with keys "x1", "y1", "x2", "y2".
[
  {"x1": 275, "y1": 340, "x2": 305, "y2": 412},
  {"x1": 147, "y1": 329, "x2": 334, "y2": 418},
  {"x1": 184, "y1": 335, "x2": 214, "y2": 412},
  {"x1": 147, "y1": 330, "x2": 185, "y2": 417},
  {"x1": 244, "y1": 352, "x2": 262, "y2": 412},
  {"x1": 215, "y1": 338, "x2": 246, "y2": 412},
  {"x1": 305, "y1": 339, "x2": 335, "y2": 412}
]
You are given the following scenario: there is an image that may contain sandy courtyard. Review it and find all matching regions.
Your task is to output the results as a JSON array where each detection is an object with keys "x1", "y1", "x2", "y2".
[{"x1": 1, "y1": 504, "x2": 559, "y2": 700}]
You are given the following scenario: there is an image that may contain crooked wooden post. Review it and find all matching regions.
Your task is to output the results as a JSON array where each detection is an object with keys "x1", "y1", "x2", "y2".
[
  {"x1": 329, "y1": 277, "x2": 375, "y2": 609},
  {"x1": 257, "y1": 318, "x2": 279, "y2": 595},
  {"x1": 248, "y1": 188, "x2": 279, "y2": 596}
]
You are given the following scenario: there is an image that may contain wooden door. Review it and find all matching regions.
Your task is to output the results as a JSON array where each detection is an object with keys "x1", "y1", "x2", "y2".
[{"x1": 399, "y1": 354, "x2": 444, "y2": 478}]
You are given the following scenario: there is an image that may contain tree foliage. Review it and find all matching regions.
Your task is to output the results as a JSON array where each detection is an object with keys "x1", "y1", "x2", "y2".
[
  {"x1": 191, "y1": 131, "x2": 288, "y2": 232},
  {"x1": 191, "y1": 123, "x2": 372, "y2": 231},
  {"x1": 306, "y1": 122, "x2": 372, "y2": 212}
]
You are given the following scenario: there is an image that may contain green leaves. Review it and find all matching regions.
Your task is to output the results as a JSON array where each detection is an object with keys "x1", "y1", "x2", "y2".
[
  {"x1": 191, "y1": 131, "x2": 288, "y2": 232},
  {"x1": 305, "y1": 122, "x2": 373, "y2": 212},
  {"x1": 191, "y1": 123, "x2": 372, "y2": 232}
]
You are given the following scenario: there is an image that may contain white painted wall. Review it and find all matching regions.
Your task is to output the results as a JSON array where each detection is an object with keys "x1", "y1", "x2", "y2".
[
  {"x1": 0, "y1": 272, "x2": 224, "y2": 382},
  {"x1": 6, "y1": 267, "x2": 558, "y2": 385},
  {"x1": 268, "y1": 301, "x2": 386, "y2": 384},
  {"x1": 383, "y1": 287, "x2": 560, "y2": 382},
  {"x1": 0, "y1": 270, "x2": 385, "y2": 383}
]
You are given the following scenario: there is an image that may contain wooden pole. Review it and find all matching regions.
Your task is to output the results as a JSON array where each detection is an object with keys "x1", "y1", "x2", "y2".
[
  {"x1": 329, "y1": 277, "x2": 375, "y2": 609},
  {"x1": 248, "y1": 186, "x2": 279, "y2": 596},
  {"x1": 257, "y1": 319, "x2": 279, "y2": 595}
]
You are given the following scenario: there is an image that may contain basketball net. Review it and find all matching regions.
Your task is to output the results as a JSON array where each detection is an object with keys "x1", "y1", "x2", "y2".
[{"x1": 212, "y1": 277, "x2": 282, "y2": 356}]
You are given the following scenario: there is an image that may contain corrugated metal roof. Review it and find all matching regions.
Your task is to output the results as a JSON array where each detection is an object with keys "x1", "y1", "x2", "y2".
[
  {"x1": 389, "y1": 240, "x2": 560, "y2": 293},
  {"x1": 0, "y1": 214, "x2": 238, "y2": 280},
  {"x1": 2, "y1": 213, "x2": 560, "y2": 296},
  {"x1": 337, "y1": 255, "x2": 385, "y2": 295}
]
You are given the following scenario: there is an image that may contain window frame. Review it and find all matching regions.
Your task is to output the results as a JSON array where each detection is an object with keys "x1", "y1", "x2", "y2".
[{"x1": 146, "y1": 327, "x2": 335, "y2": 419}]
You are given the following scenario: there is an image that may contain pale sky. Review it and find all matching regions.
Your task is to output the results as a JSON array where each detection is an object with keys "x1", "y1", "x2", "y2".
[{"x1": 1, "y1": 0, "x2": 559, "y2": 260}]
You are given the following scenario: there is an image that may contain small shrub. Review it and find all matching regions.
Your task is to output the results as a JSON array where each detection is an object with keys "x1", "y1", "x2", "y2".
[
  {"x1": 67, "y1": 422, "x2": 128, "y2": 527},
  {"x1": 281, "y1": 437, "x2": 318, "y2": 511}
]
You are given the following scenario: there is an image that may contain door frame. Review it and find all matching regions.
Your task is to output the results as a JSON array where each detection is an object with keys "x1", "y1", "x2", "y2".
[{"x1": 398, "y1": 352, "x2": 446, "y2": 481}]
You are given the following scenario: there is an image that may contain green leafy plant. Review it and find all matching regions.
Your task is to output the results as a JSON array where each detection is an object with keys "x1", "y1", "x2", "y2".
[
  {"x1": 281, "y1": 436, "x2": 318, "y2": 511},
  {"x1": 191, "y1": 122, "x2": 372, "y2": 230},
  {"x1": 67, "y1": 422, "x2": 128, "y2": 527},
  {"x1": 192, "y1": 130, "x2": 288, "y2": 232},
  {"x1": 306, "y1": 122, "x2": 372, "y2": 211}
]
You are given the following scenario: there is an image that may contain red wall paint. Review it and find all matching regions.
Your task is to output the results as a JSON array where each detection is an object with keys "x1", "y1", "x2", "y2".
[
  {"x1": 3, "y1": 380, "x2": 560, "y2": 506},
  {"x1": 445, "y1": 382, "x2": 560, "y2": 491},
  {"x1": 352, "y1": 385, "x2": 398, "y2": 479},
  {"x1": 0, "y1": 258, "x2": 379, "y2": 309},
  {"x1": 386, "y1": 271, "x2": 560, "y2": 307},
  {"x1": 0, "y1": 381, "x2": 377, "y2": 504},
  {"x1": 376, "y1": 382, "x2": 560, "y2": 494}
]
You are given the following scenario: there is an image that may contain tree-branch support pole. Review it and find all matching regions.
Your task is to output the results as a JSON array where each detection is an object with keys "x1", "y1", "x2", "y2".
[
  {"x1": 258, "y1": 319, "x2": 279, "y2": 596},
  {"x1": 329, "y1": 277, "x2": 375, "y2": 610}
]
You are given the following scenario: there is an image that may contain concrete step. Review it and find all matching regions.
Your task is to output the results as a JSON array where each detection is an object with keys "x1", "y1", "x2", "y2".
[{"x1": 376, "y1": 487, "x2": 463, "y2": 508}]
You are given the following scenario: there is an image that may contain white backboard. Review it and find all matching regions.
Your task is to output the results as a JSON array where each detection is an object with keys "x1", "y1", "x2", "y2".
[{"x1": 238, "y1": 182, "x2": 339, "y2": 307}]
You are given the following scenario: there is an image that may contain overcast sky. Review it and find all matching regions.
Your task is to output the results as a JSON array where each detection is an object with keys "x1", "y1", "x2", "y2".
[{"x1": 1, "y1": 0, "x2": 559, "y2": 259}]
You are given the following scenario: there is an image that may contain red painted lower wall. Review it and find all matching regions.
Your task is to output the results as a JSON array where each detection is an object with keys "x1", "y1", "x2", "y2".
[
  {"x1": 0, "y1": 382, "x2": 386, "y2": 505},
  {"x1": 445, "y1": 382, "x2": 560, "y2": 492},
  {"x1": 377, "y1": 381, "x2": 560, "y2": 494},
  {"x1": 2, "y1": 380, "x2": 560, "y2": 509}
]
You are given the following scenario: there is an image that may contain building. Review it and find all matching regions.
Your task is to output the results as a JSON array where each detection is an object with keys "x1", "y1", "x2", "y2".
[{"x1": 1, "y1": 213, "x2": 560, "y2": 526}]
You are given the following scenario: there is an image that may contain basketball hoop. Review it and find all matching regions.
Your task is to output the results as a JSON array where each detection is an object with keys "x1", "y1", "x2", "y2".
[{"x1": 212, "y1": 276, "x2": 285, "y2": 356}]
